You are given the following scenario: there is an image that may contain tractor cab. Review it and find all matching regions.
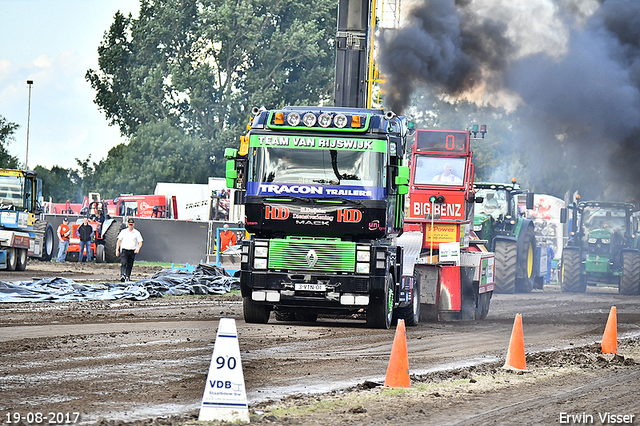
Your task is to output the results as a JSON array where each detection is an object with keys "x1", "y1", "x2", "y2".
[{"x1": 561, "y1": 200, "x2": 640, "y2": 293}]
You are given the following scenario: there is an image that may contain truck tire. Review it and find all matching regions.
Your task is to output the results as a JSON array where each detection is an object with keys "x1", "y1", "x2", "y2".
[
  {"x1": 494, "y1": 239, "x2": 517, "y2": 293},
  {"x1": 620, "y1": 251, "x2": 640, "y2": 295},
  {"x1": 393, "y1": 274, "x2": 420, "y2": 326},
  {"x1": 103, "y1": 223, "x2": 121, "y2": 263},
  {"x1": 561, "y1": 248, "x2": 585, "y2": 293},
  {"x1": 243, "y1": 296, "x2": 271, "y2": 324},
  {"x1": 476, "y1": 291, "x2": 491, "y2": 320},
  {"x1": 515, "y1": 228, "x2": 536, "y2": 293},
  {"x1": 366, "y1": 273, "x2": 393, "y2": 329},
  {"x1": 6, "y1": 248, "x2": 17, "y2": 271},
  {"x1": 34, "y1": 221, "x2": 55, "y2": 261},
  {"x1": 96, "y1": 244, "x2": 106, "y2": 263},
  {"x1": 16, "y1": 248, "x2": 28, "y2": 271}
]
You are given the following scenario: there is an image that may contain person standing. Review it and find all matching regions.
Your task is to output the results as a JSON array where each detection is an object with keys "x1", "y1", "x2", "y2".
[
  {"x1": 220, "y1": 224, "x2": 237, "y2": 252},
  {"x1": 56, "y1": 217, "x2": 71, "y2": 262},
  {"x1": 115, "y1": 218, "x2": 143, "y2": 282},
  {"x1": 77, "y1": 216, "x2": 94, "y2": 262}
]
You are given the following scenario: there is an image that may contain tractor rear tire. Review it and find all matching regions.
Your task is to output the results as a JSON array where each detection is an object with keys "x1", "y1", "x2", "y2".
[
  {"x1": 34, "y1": 220, "x2": 55, "y2": 261},
  {"x1": 103, "y1": 223, "x2": 122, "y2": 263},
  {"x1": 494, "y1": 239, "x2": 517, "y2": 293},
  {"x1": 620, "y1": 251, "x2": 640, "y2": 295},
  {"x1": 561, "y1": 248, "x2": 585, "y2": 293},
  {"x1": 366, "y1": 272, "x2": 393, "y2": 329},
  {"x1": 515, "y1": 228, "x2": 536, "y2": 293},
  {"x1": 243, "y1": 296, "x2": 271, "y2": 324}
]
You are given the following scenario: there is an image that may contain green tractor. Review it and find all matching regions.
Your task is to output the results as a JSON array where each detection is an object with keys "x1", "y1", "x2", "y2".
[
  {"x1": 561, "y1": 201, "x2": 640, "y2": 294},
  {"x1": 473, "y1": 181, "x2": 541, "y2": 293}
]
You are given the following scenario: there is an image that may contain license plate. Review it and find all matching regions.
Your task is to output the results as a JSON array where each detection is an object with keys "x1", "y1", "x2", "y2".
[{"x1": 295, "y1": 283, "x2": 326, "y2": 292}]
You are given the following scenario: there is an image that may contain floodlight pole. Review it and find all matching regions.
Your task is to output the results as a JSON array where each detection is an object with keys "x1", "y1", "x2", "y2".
[{"x1": 25, "y1": 80, "x2": 33, "y2": 169}]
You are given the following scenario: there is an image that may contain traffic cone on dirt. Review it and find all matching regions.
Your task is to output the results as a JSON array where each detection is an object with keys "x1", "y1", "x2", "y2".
[
  {"x1": 384, "y1": 319, "x2": 410, "y2": 388},
  {"x1": 601, "y1": 306, "x2": 617, "y2": 354},
  {"x1": 503, "y1": 314, "x2": 527, "y2": 371}
]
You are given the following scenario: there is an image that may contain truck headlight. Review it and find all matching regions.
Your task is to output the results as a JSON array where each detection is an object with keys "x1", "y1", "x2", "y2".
[
  {"x1": 255, "y1": 246, "x2": 268, "y2": 257},
  {"x1": 588, "y1": 238, "x2": 597, "y2": 244},
  {"x1": 356, "y1": 263, "x2": 370, "y2": 274},
  {"x1": 357, "y1": 250, "x2": 370, "y2": 262},
  {"x1": 254, "y1": 258, "x2": 267, "y2": 269},
  {"x1": 601, "y1": 238, "x2": 610, "y2": 244}
]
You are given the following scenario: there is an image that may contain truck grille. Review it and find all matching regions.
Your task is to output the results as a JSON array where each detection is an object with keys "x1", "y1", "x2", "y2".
[{"x1": 267, "y1": 238, "x2": 356, "y2": 272}]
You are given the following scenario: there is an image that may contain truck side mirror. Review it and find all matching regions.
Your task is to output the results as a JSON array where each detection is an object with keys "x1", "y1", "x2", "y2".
[
  {"x1": 224, "y1": 148, "x2": 238, "y2": 159},
  {"x1": 526, "y1": 192, "x2": 534, "y2": 210},
  {"x1": 225, "y1": 160, "x2": 237, "y2": 189},
  {"x1": 560, "y1": 208, "x2": 567, "y2": 224},
  {"x1": 395, "y1": 166, "x2": 409, "y2": 195}
]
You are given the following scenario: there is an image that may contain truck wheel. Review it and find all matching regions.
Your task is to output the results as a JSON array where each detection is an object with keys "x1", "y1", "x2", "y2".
[
  {"x1": 494, "y1": 239, "x2": 517, "y2": 293},
  {"x1": 96, "y1": 245, "x2": 106, "y2": 263},
  {"x1": 16, "y1": 248, "x2": 28, "y2": 271},
  {"x1": 103, "y1": 223, "x2": 122, "y2": 263},
  {"x1": 561, "y1": 248, "x2": 585, "y2": 293},
  {"x1": 34, "y1": 221, "x2": 55, "y2": 261},
  {"x1": 515, "y1": 228, "x2": 536, "y2": 293},
  {"x1": 6, "y1": 248, "x2": 17, "y2": 271},
  {"x1": 393, "y1": 274, "x2": 420, "y2": 326},
  {"x1": 476, "y1": 291, "x2": 491, "y2": 320},
  {"x1": 243, "y1": 296, "x2": 271, "y2": 324},
  {"x1": 620, "y1": 251, "x2": 640, "y2": 295},
  {"x1": 366, "y1": 273, "x2": 393, "y2": 329}
]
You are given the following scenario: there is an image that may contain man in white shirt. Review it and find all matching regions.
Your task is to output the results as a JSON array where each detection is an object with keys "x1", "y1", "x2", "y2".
[
  {"x1": 432, "y1": 162, "x2": 462, "y2": 184},
  {"x1": 115, "y1": 218, "x2": 143, "y2": 282}
]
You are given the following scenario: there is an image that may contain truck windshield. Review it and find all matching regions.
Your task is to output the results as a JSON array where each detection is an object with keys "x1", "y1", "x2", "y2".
[
  {"x1": 413, "y1": 155, "x2": 465, "y2": 186},
  {"x1": 251, "y1": 147, "x2": 385, "y2": 187},
  {"x1": 0, "y1": 176, "x2": 24, "y2": 209}
]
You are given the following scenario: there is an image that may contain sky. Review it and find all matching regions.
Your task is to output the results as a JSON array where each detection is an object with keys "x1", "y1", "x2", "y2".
[{"x1": 0, "y1": 0, "x2": 140, "y2": 170}]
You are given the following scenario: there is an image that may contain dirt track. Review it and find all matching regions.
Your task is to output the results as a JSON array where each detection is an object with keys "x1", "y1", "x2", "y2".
[{"x1": 1, "y1": 261, "x2": 639, "y2": 425}]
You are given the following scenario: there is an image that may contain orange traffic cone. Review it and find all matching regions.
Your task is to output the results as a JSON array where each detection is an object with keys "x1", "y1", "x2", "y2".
[
  {"x1": 503, "y1": 314, "x2": 527, "y2": 371},
  {"x1": 601, "y1": 306, "x2": 617, "y2": 354},
  {"x1": 384, "y1": 319, "x2": 410, "y2": 388}
]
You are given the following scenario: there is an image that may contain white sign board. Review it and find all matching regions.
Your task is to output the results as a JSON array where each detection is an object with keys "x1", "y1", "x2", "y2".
[
  {"x1": 439, "y1": 241, "x2": 460, "y2": 264},
  {"x1": 198, "y1": 318, "x2": 250, "y2": 422}
]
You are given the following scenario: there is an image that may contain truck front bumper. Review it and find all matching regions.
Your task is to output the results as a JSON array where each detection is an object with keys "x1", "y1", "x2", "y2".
[{"x1": 241, "y1": 270, "x2": 386, "y2": 312}]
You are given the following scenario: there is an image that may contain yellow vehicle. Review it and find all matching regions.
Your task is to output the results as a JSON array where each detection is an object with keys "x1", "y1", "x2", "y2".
[{"x1": 0, "y1": 169, "x2": 55, "y2": 270}]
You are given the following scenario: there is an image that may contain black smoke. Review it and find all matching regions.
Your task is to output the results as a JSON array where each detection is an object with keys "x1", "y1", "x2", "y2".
[
  {"x1": 379, "y1": 0, "x2": 640, "y2": 202},
  {"x1": 379, "y1": 0, "x2": 512, "y2": 114}
]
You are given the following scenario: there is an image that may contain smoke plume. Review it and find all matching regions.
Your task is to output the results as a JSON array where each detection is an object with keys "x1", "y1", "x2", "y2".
[{"x1": 379, "y1": 0, "x2": 640, "y2": 202}]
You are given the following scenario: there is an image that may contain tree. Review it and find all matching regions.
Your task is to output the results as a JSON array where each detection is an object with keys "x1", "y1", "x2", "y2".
[
  {"x1": 0, "y1": 115, "x2": 22, "y2": 168},
  {"x1": 34, "y1": 165, "x2": 82, "y2": 203},
  {"x1": 87, "y1": 121, "x2": 215, "y2": 198},
  {"x1": 86, "y1": 0, "x2": 337, "y2": 178}
]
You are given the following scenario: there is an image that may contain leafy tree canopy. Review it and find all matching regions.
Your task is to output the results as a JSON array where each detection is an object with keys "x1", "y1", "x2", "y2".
[
  {"x1": 0, "y1": 115, "x2": 22, "y2": 169},
  {"x1": 86, "y1": 0, "x2": 337, "y2": 178},
  {"x1": 82, "y1": 121, "x2": 216, "y2": 199}
]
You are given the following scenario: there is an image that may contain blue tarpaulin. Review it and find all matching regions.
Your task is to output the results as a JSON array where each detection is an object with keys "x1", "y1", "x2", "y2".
[{"x1": 0, "y1": 263, "x2": 240, "y2": 303}]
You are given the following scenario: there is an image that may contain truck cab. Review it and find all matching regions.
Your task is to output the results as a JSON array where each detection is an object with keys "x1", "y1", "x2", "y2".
[{"x1": 226, "y1": 106, "x2": 411, "y2": 328}]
